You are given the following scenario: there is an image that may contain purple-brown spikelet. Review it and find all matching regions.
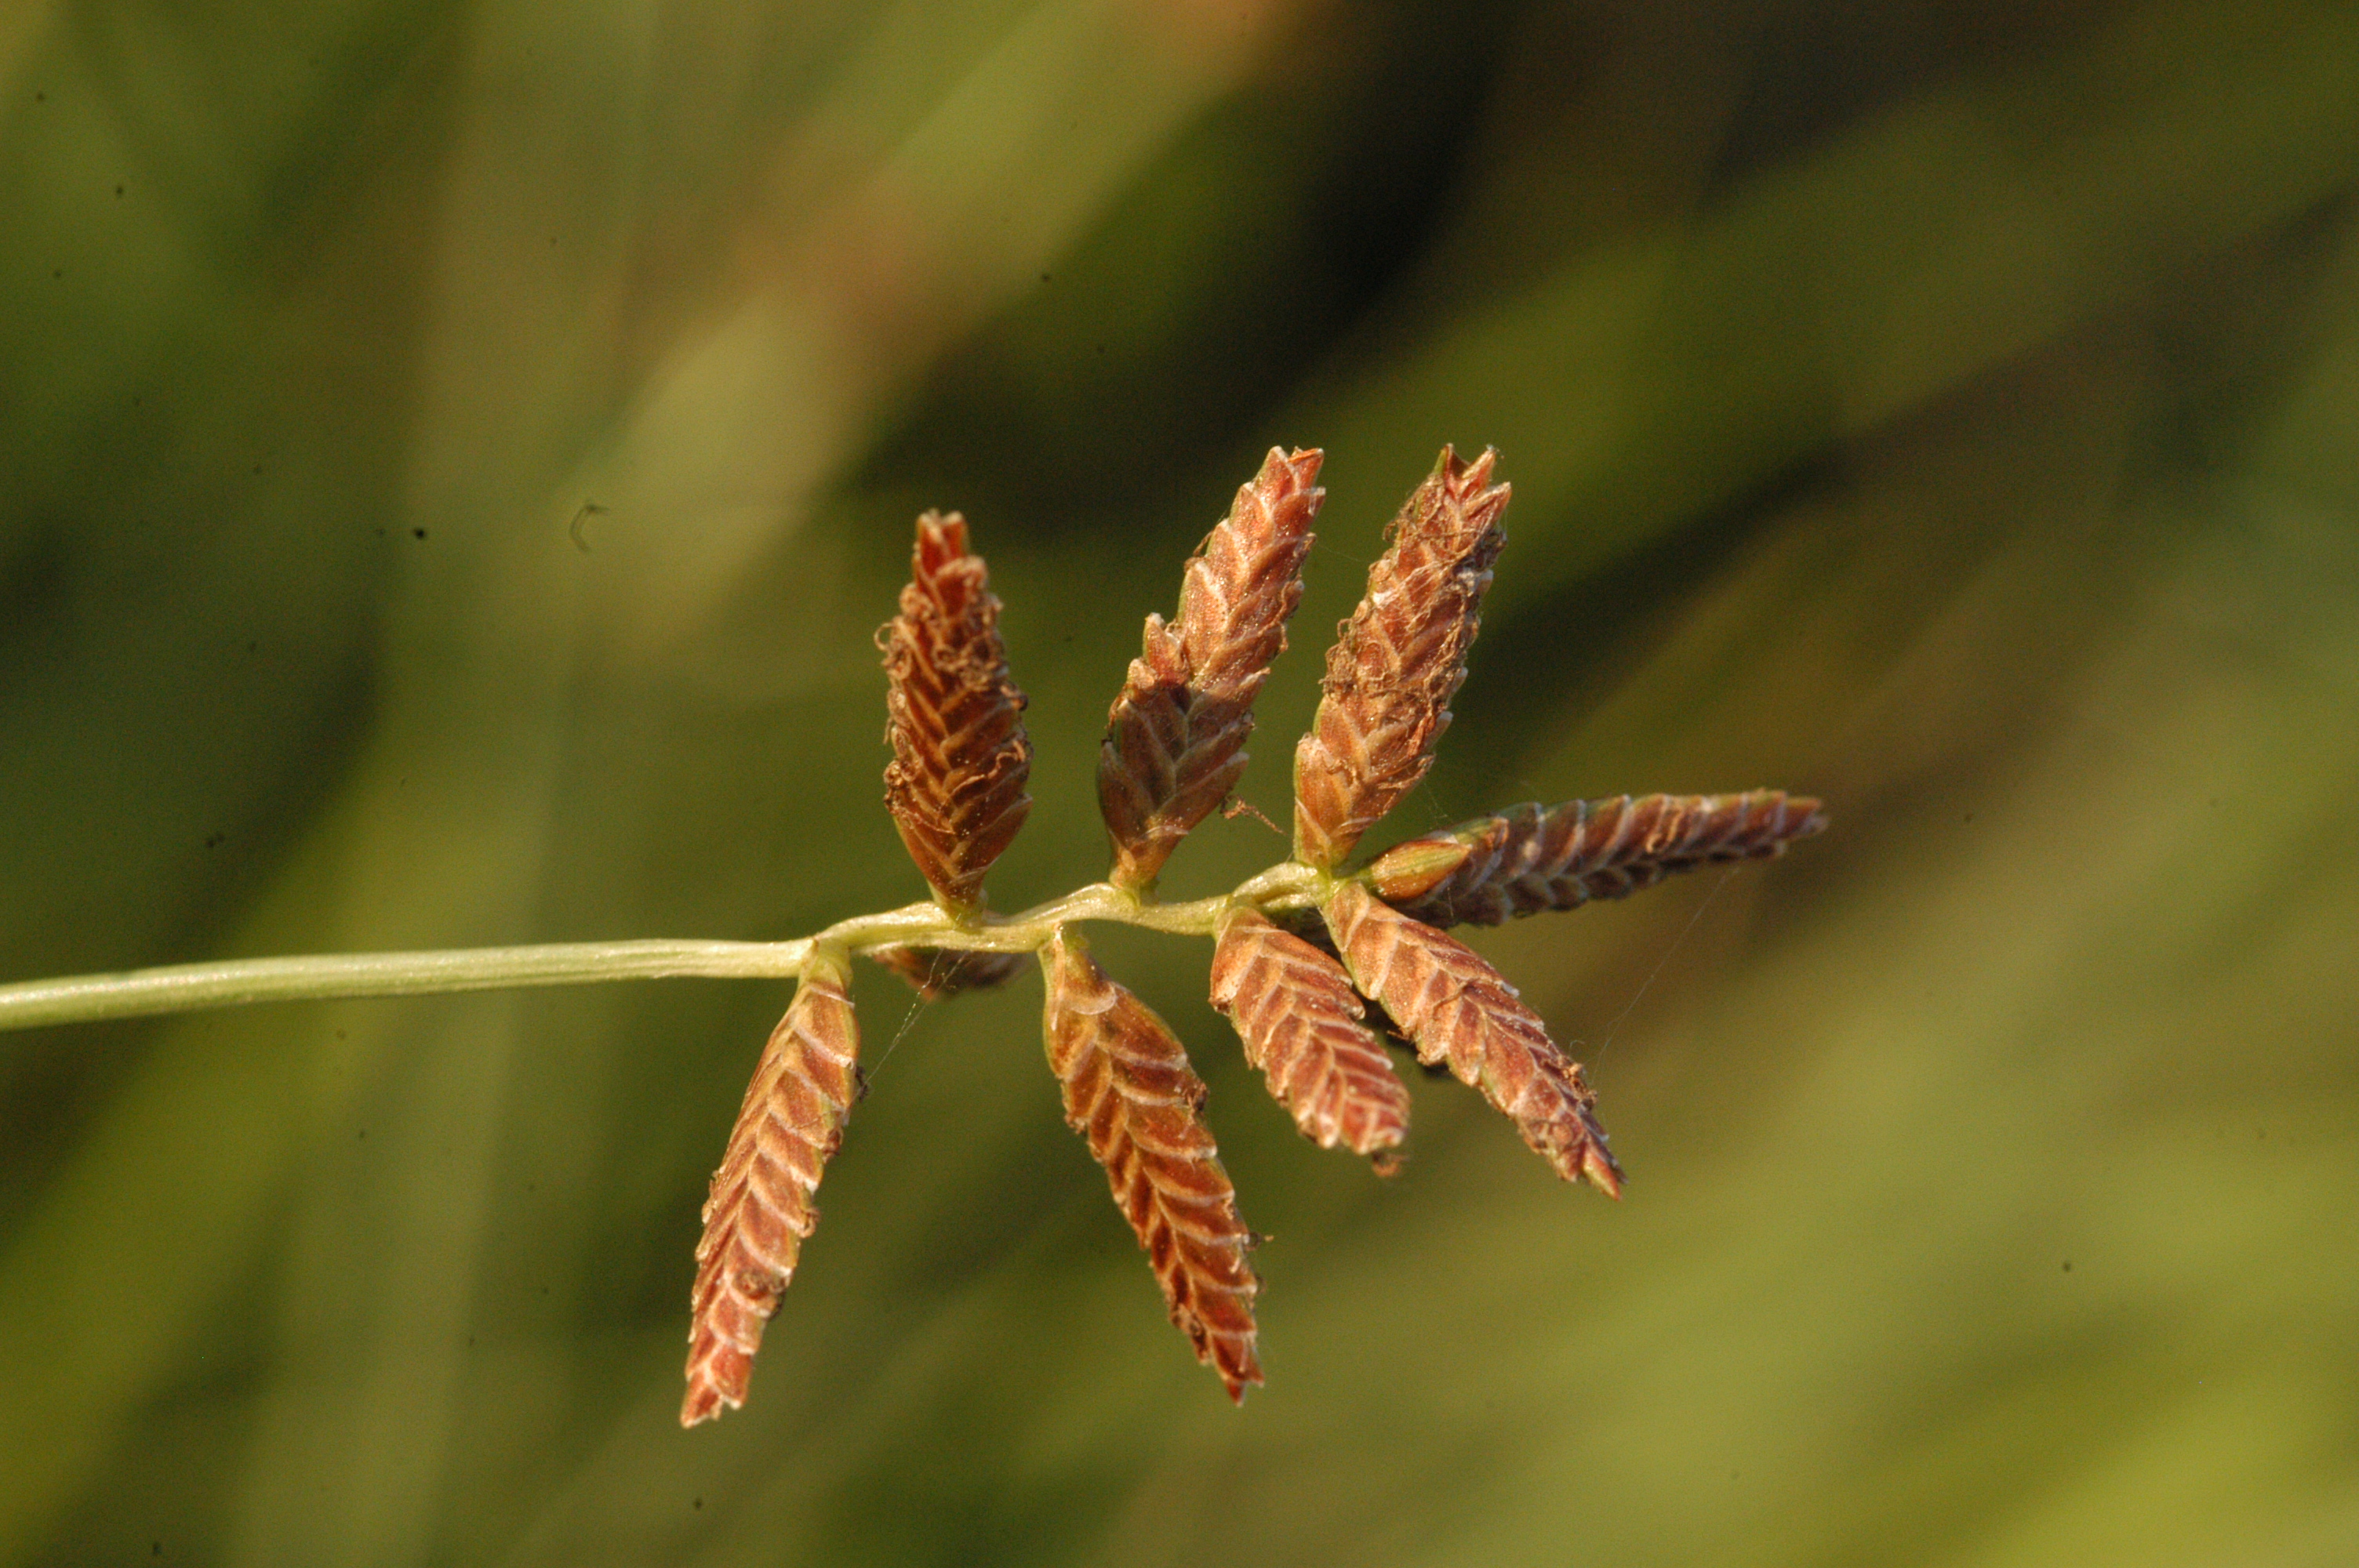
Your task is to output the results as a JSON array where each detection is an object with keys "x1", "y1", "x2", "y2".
[
  {"x1": 682, "y1": 951, "x2": 862, "y2": 1425},
  {"x1": 1324, "y1": 882, "x2": 1622, "y2": 1195},
  {"x1": 1041, "y1": 929, "x2": 1263, "y2": 1399},
  {"x1": 1369, "y1": 792, "x2": 1829, "y2": 928},
  {"x1": 880, "y1": 512, "x2": 1033, "y2": 914},
  {"x1": 1292, "y1": 446, "x2": 1509, "y2": 871},
  {"x1": 1209, "y1": 906, "x2": 1409, "y2": 1158},
  {"x1": 1099, "y1": 448, "x2": 1324, "y2": 891}
]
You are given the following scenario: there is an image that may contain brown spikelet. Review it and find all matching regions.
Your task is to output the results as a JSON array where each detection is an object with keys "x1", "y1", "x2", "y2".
[
  {"x1": 1209, "y1": 907, "x2": 1408, "y2": 1157},
  {"x1": 682, "y1": 950, "x2": 861, "y2": 1426},
  {"x1": 1323, "y1": 881, "x2": 1622, "y2": 1195},
  {"x1": 1369, "y1": 791, "x2": 1829, "y2": 928},
  {"x1": 867, "y1": 944, "x2": 1028, "y2": 1000},
  {"x1": 1099, "y1": 448, "x2": 1325, "y2": 890},
  {"x1": 1292, "y1": 446, "x2": 1509, "y2": 870},
  {"x1": 1039, "y1": 928, "x2": 1261, "y2": 1398},
  {"x1": 880, "y1": 512, "x2": 1032, "y2": 913}
]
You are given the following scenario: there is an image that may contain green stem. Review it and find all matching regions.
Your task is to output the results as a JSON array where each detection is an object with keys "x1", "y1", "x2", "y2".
[{"x1": 0, "y1": 862, "x2": 1327, "y2": 1034}]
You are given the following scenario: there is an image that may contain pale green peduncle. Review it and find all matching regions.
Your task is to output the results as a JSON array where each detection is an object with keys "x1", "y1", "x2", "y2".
[{"x1": 0, "y1": 862, "x2": 1329, "y2": 1033}]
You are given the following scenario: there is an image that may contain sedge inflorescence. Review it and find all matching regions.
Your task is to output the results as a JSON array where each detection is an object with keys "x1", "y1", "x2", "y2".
[{"x1": 679, "y1": 445, "x2": 1826, "y2": 1425}]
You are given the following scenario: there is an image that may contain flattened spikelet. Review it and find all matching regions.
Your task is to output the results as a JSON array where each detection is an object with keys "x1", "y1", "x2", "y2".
[
  {"x1": 1099, "y1": 448, "x2": 1324, "y2": 889},
  {"x1": 682, "y1": 951, "x2": 861, "y2": 1426},
  {"x1": 880, "y1": 512, "x2": 1032, "y2": 913},
  {"x1": 868, "y1": 944, "x2": 1029, "y2": 999},
  {"x1": 1040, "y1": 929, "x2": 1262, "y2": 1398},
  {"x1": 1209, "y1": 907, "x2": 1408, "y2": 1157},
  {"x1": 1293, "y1": 446, "x2": 1508, "y2": 870},
  {"x1": 1369, "y1": 791, "x2": 1828, "y2": 927},
  {"x1": 1324, "y1": 882, "x2": 1622, "y2": 1195}
]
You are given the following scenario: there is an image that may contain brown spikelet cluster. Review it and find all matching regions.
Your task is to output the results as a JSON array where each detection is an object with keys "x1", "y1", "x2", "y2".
[
  {"x1": 1292, "y1": 446, "x2": 1508, "y2": 870},
  {"x1": 682, "y1": 443, "x2": 1826, "y2": 1421},
  {"x1": 880, "y1": 512, "x2": 1032, "y2": 914},
  {"x1": 682, "y1": 951, "x2": 861, "y2": 1426},
  {"x1": 1041, "y1": 929, "x2": 1262, "y2": 1399},
  {"x1": 1099, "y1": 448, "x2": 1324, "y2": 890},
  {"x1": 1325, "y1": 883, "x2": 1622, "y2": 1193},
  {"x1": 1209, "y1": 908, "x2": 1408, "y2": 1157},
  {"x1": 1369, "y1": 791, "x2": 1829, "y2": 928}
]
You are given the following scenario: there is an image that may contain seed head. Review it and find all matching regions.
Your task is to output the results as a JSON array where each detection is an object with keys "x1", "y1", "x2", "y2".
[
  {"x1": 880, "y1": 512, "x2": 1033, "y2": 915},
  {"x1": 1293, "y1": 446, "x2": 1508, "y2": 870}
]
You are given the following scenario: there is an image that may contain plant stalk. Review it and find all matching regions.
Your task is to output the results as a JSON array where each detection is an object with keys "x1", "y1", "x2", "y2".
[{"x1": 0, "y1": 863, "x2": 1328, "y2": 1033}]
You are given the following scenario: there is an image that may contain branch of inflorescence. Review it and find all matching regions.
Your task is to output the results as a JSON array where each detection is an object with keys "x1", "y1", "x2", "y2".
[{"x1": 0, "y1": 862, "x2": 1329, "y2": 1034}]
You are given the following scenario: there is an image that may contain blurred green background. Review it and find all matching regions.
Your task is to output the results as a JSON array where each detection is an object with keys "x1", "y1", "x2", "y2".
[{"x1": 5, "y1": 0, "x2": 2357, "y2": 1563}]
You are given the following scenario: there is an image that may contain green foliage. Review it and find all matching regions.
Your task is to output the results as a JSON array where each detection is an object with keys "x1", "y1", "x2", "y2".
[{"x1": 4, "y1": 0, "x2": 2357, "y2": 1563}]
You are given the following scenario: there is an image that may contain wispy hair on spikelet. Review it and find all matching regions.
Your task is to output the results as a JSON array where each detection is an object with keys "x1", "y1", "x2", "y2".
[
  {"x1": 880, "y1": 512, "x2": 1033, "y2": 914},
  {"x1": 868, "y1": 944, "x2": 1029, "y2": 1000},
  {"x1": 1292, "y1": 446, "x2": 1508, "y2": 870},
  {"x1": 682, "y1": 949, "x2": 862, "y2": 1426},
  {"x1": 1324, "y1": 882, "x2": 1622, "y2": 1195},
  {"x1": 1367, "y1": 791, "x2": 1829, "y2": 928},
  {"x1": 1209, "y1": 906, "x2": 1408, "y2": 1158},
  {"x1": 1098, "y1": 448, "x2": 1324, "y2": 891},
  {"x1": 1041, "y1": 928, "x2": 1262, "y2": 1399}
]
